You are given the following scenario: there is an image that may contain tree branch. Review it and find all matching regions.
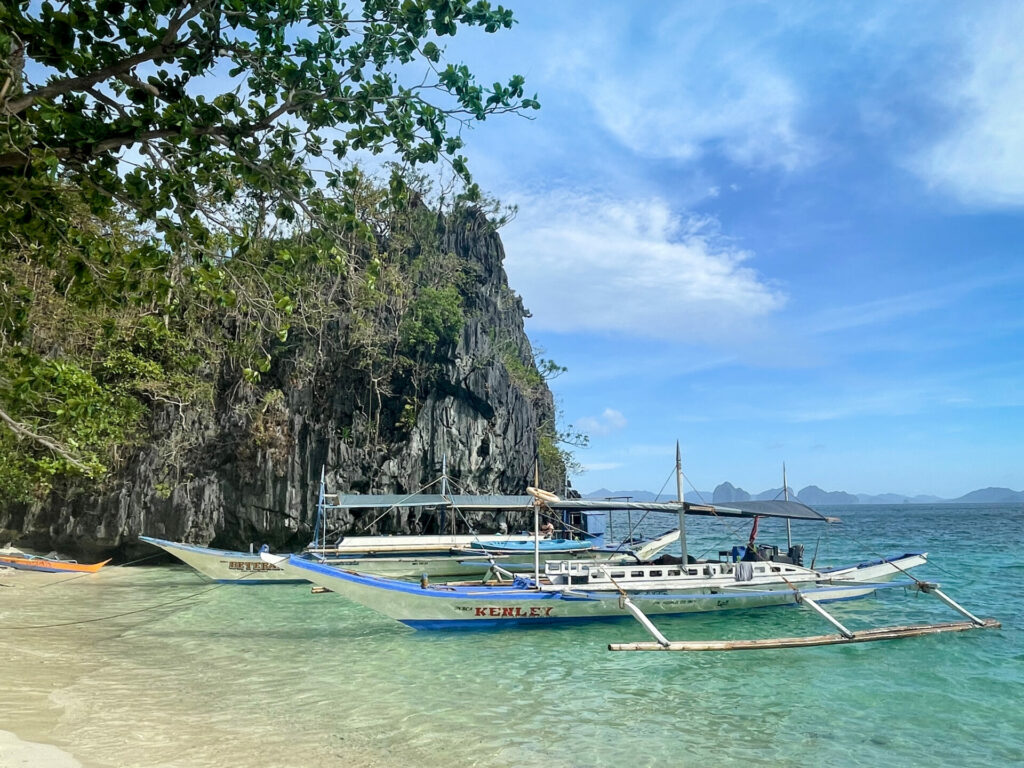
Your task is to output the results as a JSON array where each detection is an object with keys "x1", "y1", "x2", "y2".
[
  {"x1": 2, "y1": 0, "x2": 213, "y2": 116},
  {"x1": 0, "y1": 89, "x2": 300, "y2": 167},
  {"x1": 0, "y1": 405, "x2": 93, "y2": 472}
]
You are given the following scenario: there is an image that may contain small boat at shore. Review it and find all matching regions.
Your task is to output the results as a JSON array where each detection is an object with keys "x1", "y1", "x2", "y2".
[
  {"x1": 0, "y1": 550, "x2": 110, "y2": 574},
  {"x1": 138, "y1": 533, "x2": 647, "y2": 583},
  {"x1": 139, "y1": 537, "x2": 310, "y2": 583},
  {"x1": 140, "y1": 468, "x2": 680, "y2": 583}
]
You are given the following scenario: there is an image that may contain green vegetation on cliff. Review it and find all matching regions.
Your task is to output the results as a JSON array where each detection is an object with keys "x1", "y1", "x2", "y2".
[{"x1": 0, "y1": 1, "x2": 570, "y2": 502}]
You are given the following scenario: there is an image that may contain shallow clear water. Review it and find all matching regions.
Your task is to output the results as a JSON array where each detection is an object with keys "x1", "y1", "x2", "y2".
[{"x1": 1, "y1": 504, "x2": 1022, "y2": 767}]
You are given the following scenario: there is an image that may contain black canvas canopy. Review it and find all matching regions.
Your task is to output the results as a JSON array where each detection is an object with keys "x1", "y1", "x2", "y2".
[
  {"x1": 327, "y1": 494, "x2": 829, "y2": 522},
  {"x1": 549, "y1": 498, "x2": 829, "y2": 522}
]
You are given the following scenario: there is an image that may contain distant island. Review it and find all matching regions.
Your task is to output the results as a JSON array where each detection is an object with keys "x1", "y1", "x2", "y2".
[{"x1": 585, "y1": 483, "x2": 1024, "y2": 505}]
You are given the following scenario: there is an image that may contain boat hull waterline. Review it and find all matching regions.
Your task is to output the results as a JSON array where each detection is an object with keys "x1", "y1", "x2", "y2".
[
  {"x1": 138, "y1": 536, "x2": 649, "y2": 583},
  {"x1": 263, "y1": 552, "x2": 927, "y2": 629}
]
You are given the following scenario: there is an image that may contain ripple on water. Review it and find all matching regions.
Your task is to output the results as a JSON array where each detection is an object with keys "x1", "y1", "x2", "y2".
[{"x1": 2, "y1": 505, "x2": 1022, "y2": 767}]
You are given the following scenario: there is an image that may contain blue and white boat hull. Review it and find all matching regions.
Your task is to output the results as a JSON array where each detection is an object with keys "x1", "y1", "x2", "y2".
[{"x1": 262, "y1": 552, "x2": 927, "y2": 629}]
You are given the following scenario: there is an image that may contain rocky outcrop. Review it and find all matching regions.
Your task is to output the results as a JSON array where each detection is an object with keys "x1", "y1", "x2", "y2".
[
  {"x1": 1, "y1": 209, "x2": 561, "y2": 559},
  {"x1": 712, "y1": 482, "x2": 750, "y2": 503}
]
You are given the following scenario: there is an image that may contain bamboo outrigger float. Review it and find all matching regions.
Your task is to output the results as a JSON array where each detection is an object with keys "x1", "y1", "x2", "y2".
[
  {"x1": 609, "y1": 582, "x2": 1001, "y2": 651},
  {"x1": 607, "y1": 452, "x2": 1000, "y2": 650}
]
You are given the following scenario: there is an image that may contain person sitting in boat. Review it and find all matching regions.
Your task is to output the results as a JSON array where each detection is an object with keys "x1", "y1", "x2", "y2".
[{"x1": 540, "y1": 521, "x2": 555, "y2": 538}]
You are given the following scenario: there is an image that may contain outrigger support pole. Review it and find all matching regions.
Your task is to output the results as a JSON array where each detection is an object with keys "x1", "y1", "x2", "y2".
[
  {"x1": 799, "y1": 596, "x2": 854, "y2": 639},
  {"x1": 619, "y1": 596, "x2": 670, "y2": 646},
  {"x1": 915, "y1": 582, "x2": 986, "y2": 627}
]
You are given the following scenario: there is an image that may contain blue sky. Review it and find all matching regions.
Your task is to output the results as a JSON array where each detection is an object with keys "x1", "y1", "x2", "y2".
[
  {"x1": 435, "y1": 1, "x2": 1024, "y2": 498},
  {"x1": 18, "y1": 3, "x2": 1021, "y2": 497}
]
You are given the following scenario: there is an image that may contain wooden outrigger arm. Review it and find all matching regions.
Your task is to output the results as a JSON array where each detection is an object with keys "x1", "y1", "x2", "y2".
[{"x1": 609, "y1": 581, "x2": 1000, "y2": 652}]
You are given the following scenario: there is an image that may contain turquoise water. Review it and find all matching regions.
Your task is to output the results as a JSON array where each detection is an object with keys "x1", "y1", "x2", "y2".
[{"x1": 1, "y1": 504, "x2": 1021, "y2": 767}]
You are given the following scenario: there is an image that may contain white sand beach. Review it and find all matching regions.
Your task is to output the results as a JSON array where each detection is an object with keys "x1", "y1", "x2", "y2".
[{"x1": 0, "y1": 730, "x2": 82, "y2": 768}]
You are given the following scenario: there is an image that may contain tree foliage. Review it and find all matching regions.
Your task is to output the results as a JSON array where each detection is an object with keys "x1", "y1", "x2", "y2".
[
  {"x1": 1, "y1": 0, "x2": 537, "y2": 216},
  {"x1": 0, "y1": 0, "x2": 539, "y2": 496}
]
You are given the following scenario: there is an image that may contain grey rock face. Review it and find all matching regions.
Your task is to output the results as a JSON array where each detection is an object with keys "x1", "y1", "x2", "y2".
[{"x1": 1, "y1": 210, "x2": 561, "y2": 559}]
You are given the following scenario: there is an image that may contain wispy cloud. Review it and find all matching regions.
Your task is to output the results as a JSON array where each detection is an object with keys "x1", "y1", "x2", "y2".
[
  {"x1": 576, "y1": 408, "x2": 628, "y2": 436},
  {"x1": 547, "y1": 5, "x2": 816, "y2": 172},
  {"x1": 581, "y1": 461, "x2": 623, "y2": 472},
  {"x1": 502, "y1": 191, "x2": 787, "y2": 340},
  {"x1": 805, "y1": 286, "x2": 965, "y2": 336},
  {"x1": 910, "y1": 4, "x2": 1024, "y2": 206}
]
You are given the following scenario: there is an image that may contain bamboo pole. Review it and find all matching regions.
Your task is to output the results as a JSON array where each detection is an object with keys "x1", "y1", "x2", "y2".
[
  {"x1": 608, "y1": 618, "x2": 1001, "y2": 651},
  {"x1": 783, "y1": 463, "x2": 792, "y2": 550},
  {"x1": 533, "y1": 461, "x2": 540, "y2": 586}
]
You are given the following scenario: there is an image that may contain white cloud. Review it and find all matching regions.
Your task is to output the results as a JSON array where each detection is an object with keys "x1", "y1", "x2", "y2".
[
  {"x1": 912, "y1": 4, "x2": 1024, "y2": 206},
  {"x1": 576, "y1": 408, "x2": 628, "y2": 436},
  {"x1": 502, "y1": 191, "x2": 787, "y2": 339},
  {"x1": 550, "y1": 7, "x2": 815, "y2": 171}
]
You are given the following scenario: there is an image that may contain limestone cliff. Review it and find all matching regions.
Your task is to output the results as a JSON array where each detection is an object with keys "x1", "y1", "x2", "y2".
[{"x1": 1, "y1": 208, "x2": 562, "y2": 559}]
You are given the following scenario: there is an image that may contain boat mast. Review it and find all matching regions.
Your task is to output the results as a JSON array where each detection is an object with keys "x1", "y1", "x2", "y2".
[
  {"x1": 533, "y1": 461, "x2": 541, "y2": 585},
  {"x1": 314, "y1": 465, "x2": 326, "y2": 550},
  {"x1": 676, "y1": 441, "x2": 688, "y2": 563},
  {"x1": 441, "y1": 453, "x2": 453, "y2": 535},
  {"x1": 783, "y1": 463, "x2": 792, "y2": 549}
]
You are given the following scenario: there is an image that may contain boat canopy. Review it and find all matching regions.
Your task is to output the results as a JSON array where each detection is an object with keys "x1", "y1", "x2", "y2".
[
  {"x1": 551, "y1": 499, "x2": 830, "y2": 522},
  {"x1": 330, "y1": 494, "x2": 537, "y2": 510},
  {"x1": 328, "y1": 494, "x2": 828, "y2": 521}
]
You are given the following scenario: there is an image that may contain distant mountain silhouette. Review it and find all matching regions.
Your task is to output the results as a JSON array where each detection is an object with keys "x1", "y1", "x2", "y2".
[
  {"x1": 753, "y1": 486, "x2": 795, "y2": 501},
  {"x1": 585, "y1": 488, "x2": 712, "y2": 502},
  {"x1": 950, "y1": 487, "x2": 1024, "y2": 503},
  {"x1": 585, "y1": 488, "x2": 666, "y2": 502},
  {"x1": 856, "y1": 493, "x2": 944, "y2": 504},
  {"x1": 797, "y1": 485, "x2": 859, "y2": 505},
  {"x1": 585, "y1": 484, "x2": 1024, "y2": 505}
]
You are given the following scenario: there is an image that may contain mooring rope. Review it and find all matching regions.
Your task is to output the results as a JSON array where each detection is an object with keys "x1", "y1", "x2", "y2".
[{"x1": 3, "y1": 579, "x2": 232, "y2": 630}]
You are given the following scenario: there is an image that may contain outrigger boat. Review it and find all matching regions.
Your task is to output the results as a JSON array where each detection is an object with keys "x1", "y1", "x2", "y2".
[
  {"x1": 260, "y1": 448, "x2": 1000, "y2": 649},
  {"x1": 0, "y1": 549, "x2": 110, "y2": 574},
  {"x1": 260, "y1": 495, "x2": 920, "y2": 627},
  {"x1": 140, "y1": 469, "x2": 679, "y2": 583},
  {"x1": 138, "y1": 531, "x2": 665, "y2": 583}
]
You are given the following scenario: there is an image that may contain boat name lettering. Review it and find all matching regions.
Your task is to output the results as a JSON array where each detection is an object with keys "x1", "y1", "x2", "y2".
[
  {"x1": 473, "y1": 606, "x2": 554, "y2": 618},
  {"x1": 227, "y1": 561, "x2": 282, "y2": 572}
]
